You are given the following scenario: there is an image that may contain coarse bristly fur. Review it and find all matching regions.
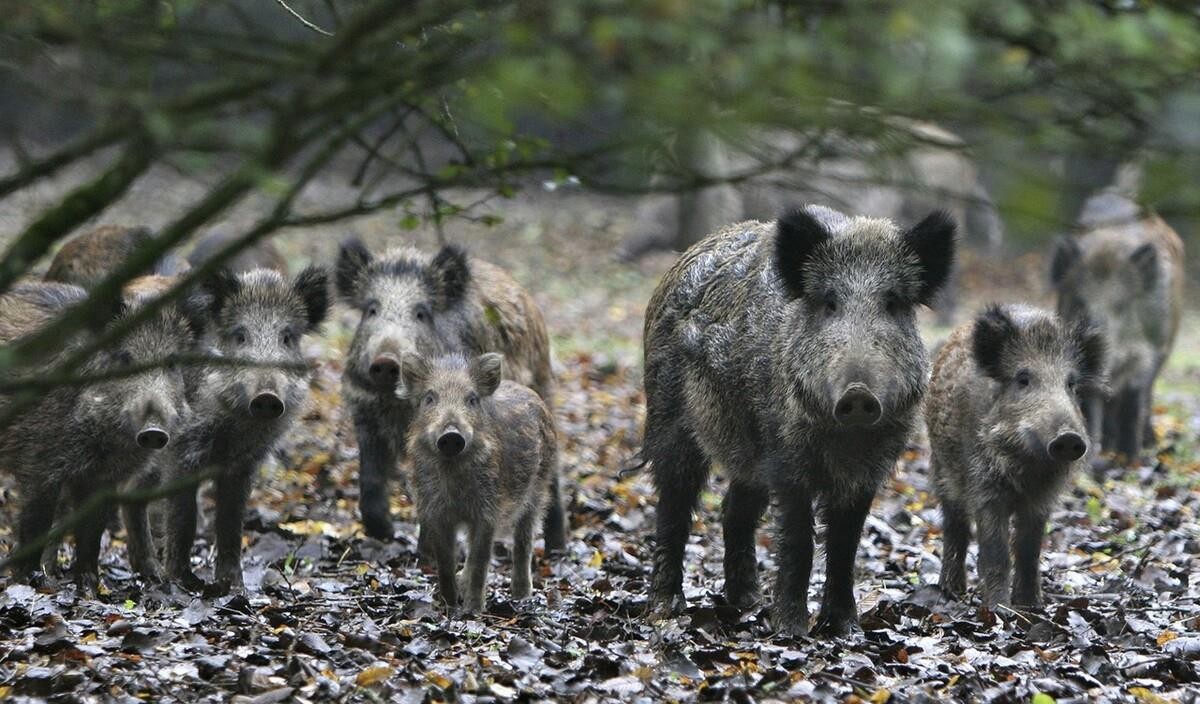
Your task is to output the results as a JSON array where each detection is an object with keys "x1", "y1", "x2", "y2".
[
  {"x1": 0, "y1": 280, "x2": 202, "y2": 593},
  {"x1": 642, "y1": 204, "x2": 956, "y2": 636},
  {"x1": 161, "y1": 266, "x2": 329, "y2": 593},
  {"x1": 1050, "y1": 193, "x2": 1184, "y2": 464},
  {"x1": 334, "y1": 239, "x2": 563, "y2": 551},
  {"x1": 44, "y1": 225, "x2": 188, "y2": 289},
  {"x1": 401, "y1": 353, "x2": 557, "y2": 613},
  {"x1": 928, "y1": 304, "x2": 1105, "y2": 608}
]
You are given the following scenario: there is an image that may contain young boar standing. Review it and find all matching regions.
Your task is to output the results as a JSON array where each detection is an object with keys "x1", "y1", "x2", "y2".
[
  {"x1": 401, "y1": 353, "x2": 556, "y2": 613},
  {"x1": 336, "y1": 240, "x2": 563, "y2": 550},
  {"x1": 929, "y1": 305, "x2": 1105, "y2": 607},
  {"x1": 0, "y1": 280, "x2": 202, "y2": 592},
  {"x1": 162, "y1": 266, "x2": 329, "y2": 592},
  {"x1": 1051, "y1": 193, "x2": 1184, "y2": 463},
  {"x1": 45, "y1": 225, "x2": 188, "y2": 288},
  {"x1": 642, "y1": 205, "x2": 955, "y2": 635}
]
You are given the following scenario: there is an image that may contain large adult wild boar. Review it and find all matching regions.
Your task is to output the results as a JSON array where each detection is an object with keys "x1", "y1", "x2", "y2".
[
  {"x1": 336, "y1": 240, "x2": 563, "y2": 550},
  {"x1": 642, "y1": 205, "x2": 955, "y2": 635},
  {"x1": 1051, "y1": 193, "x2": 1184, "y2": 463},
  {"x1": 45, "y1": 225, "x2": 188, "y2": 288}
]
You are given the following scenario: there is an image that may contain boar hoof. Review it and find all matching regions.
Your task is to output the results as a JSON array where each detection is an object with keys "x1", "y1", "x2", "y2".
[
  {"x1": 645, "y1": 591, "x2": 686, "y2": 620},
  {"x1": 811, "y1": 609, "x2": 859, "y2": 637},
  {"x1": 725, "y1": 585, "x2": 761, "y2": 611},
  {"x1": 173, "y1": 570, "x2": 208, "y2": 594},
  {"x1": 73, "y1": 572, "x2": 101, "y2": 599},
  {"x1": 362, "y1": 513, "x2": 394, "y2": 541}
]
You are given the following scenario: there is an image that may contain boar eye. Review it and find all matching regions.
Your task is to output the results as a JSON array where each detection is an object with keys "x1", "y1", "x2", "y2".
[
  {"x1": 1015, "y1": 369, "x2": 1032, "y2": 389},
  {"x1": 423, "y1": 391, "x2": 436, "y2": 406},
  {"x1": 884, "y1": 291, "x2": 903, "y2": 315},
  {"x1": 114, "y1": 351, "x2": 133, "y2": 368},
  {"x1": 1067, "y1": 374, "x2": 1078, "y2": 391},
  {"x1": 820, "y1": 292, "x2": 838, "y2": 317},
  {"x1": 232, "y1": 328, "x2": 247, "y2": 346},
  {"x1": 414, "y1": 304, "x2": 432, "y2": 324},
  {"x1": 282, "y1": 330, "x2": 295, "y2": 348},
  {"x1": 365, "y1": 301, "x2": 380, "y2": 318},
  {"x1": 467, "y1": 392, "x2": 479, "y2": 407}
]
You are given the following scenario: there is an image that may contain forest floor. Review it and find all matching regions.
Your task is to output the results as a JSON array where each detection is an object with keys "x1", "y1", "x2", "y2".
[{"x1": 0, "y1": 162, "x2": 1198, "y2": 702}]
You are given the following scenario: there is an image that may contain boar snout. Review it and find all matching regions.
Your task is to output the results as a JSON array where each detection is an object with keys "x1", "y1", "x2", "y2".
[
  {"x1": 136, "y1": 426, "x2": 170, "y2": 449},
  {"x1": 834, "y1": 384, "x2": 882, "y2": 427},
  {"x1": 368, "y1": 354, "x2": 401, "y2": 390},
  {"x1": 1048, "y1": 431, "x2": 1087, "y2": 462},
  {"x1": 249, "y1": 391, "x2": 285, "y2": 419},
  {"x1": 436, "y1": 426, "x2": 467, "y2": 457}
]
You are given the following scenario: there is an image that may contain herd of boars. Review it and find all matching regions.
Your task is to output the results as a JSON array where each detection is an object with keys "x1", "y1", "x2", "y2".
[{"x1": 0, "y1": 192, "x2": 1185, "y2": 635}]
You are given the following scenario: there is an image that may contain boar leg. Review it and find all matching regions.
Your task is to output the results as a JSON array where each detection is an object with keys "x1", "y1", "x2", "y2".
[
  {"x1": 541, "y1": 475, "x2": 567, "y2": 553},
  {"x1": 354, "y1": 412, "x2": 396, "y2": 541},
  {"x1": 1112, "y1": 385, "x2": 1146, "y2": 464},
  {"x1": 773, "y1": 489, "x2": 814, "y2": 636},
  {"x1": 212, "y1": 469, "x2": 253, "y2": 593},
  {"x1": 69, "y1": 484, "x2": 111, "y2": 597},
  {"x1": 121, "y1": 471, "x2": 163, "y2": 582},
  {"x1": 164, "y1": 485, "x2": 205, "y2": 592},
  {"x1": 462, "y1": 521, "x2": 496, "y2": 613},
  {"x1": 975, "y1": 503, "x2": 1012, "y2": 608},
  {"x1": 1011, "y1": 508, "x2": 1048, "y2": 608},
  {"x1": 813, "y1": 491, "x2": 872, "y2": 636},
  {"x1": 1080, "y1": 389, "x2": 1105, "y2": 457},
  {"x1": 647, "y1": 428, "x2": 710, "y2": 616},
  {"x1": 722, "y1": 479, "x2": 770, "y2": 609},
  {"x1": 511, "y1": 509, "x2": 536, "y2": 600},
  {"x1": 938, "y1": 496, "x2": 971, "y2": 598},
  {"x1": 425, "y1": 521, "x2": 459, "y2": 608},
  {"x1": 12, "y1": 485, "x2": 60, "y2": 581}
]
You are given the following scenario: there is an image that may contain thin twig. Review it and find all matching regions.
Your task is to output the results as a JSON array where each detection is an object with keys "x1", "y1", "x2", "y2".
[{"x1": 274, "y1": 0, "x2": 334, "y2": 36}]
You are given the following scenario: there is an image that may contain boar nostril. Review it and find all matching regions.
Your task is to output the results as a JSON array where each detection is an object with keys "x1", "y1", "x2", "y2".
[
  {"x1": 136, "y1": 427, "x2": 170, "y2": 450},
  {"x1": 834, "y1": 387, "x2": 882, "y2": 427},
  {"x1": 249, "y1": 392, "x2": 285, "y2": 419},
  {"x1": 1048, "y1": 432, "x2": 1087, "y2": 462},
  {"x1": 369, "y1": 356, "x2": 401, "y2": 388},
  {"x1": 437, "y1": 429, "x2": 466, "y2": 457}
]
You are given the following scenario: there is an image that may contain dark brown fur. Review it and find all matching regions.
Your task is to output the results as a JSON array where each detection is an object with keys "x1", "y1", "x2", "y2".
[{"x1": 45, "y1": 225, "x2": 188, "y2": 289}]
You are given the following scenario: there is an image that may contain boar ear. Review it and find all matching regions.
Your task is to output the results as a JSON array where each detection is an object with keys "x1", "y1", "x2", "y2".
[
  {"x1": 429, "y1": 245, "x2": 471, "y2": 308},
  {"x1": 176, "y1": 288, "x2": 210, "y2": 339},
  {"x1": 397, "y1": 353, "x2": 431, "y2": 400},
  {"x1": 293, "y1": 265, "x2": 330, "y2": 331},
  {"x1": 972, "y1": 304, "x2": 1018, "y2": 381},
  {"x1": 903, "y1": 210, "x2": 956, "y2": 306},
  {"x1": 1071, "y1": 317, "x2": 1107, "y2": 389},
  {"x1": 1130, "y1": 243, "x2": 1158, "y2": 289},
  {"x1": 471, "y1": 353, "x2": 504, "y2": 397},
  {"x1": 775, "y1": 208, "x2": 832, "y2": 299},
  {"x1": 202, "y1": 268, "x2": 240, "y2": 318},
  {"x1": 1050, "y1": 237, "x2": 1080, "y2": 288},
  {"x1": 336, "y1": 238, "x2": 373, "y2": 304}
]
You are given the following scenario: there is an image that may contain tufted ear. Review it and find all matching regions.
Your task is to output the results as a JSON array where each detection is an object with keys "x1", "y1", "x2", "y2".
[
  {"x1": 336, "y1": 238, "x2": 373, "y2": 305},
  {"x1": 202, "y1": 268, "x2": 240, "y2": 319},
  {"x1": 1049, "y1": 237, "x2": 1080, "y2": 288},
  {"x1": 175, "y1": 288, "x2": 211, "y2": 340},
  {"x1": 775, "y1": 208, "x2": 832, "y2": 299},
  {"x1": 972, "y1": 304, "x2": 1019, "y2": 381},
  {"x1": 398, "y1": 353, "x2": 431, "y2": 400},
  {"x1": 471, "y1": 352, "x2": 504, "y2": 397},
  {"x1": 1071, "y1": 316, "x2": 1107, "y2": 389},
  {"x1": 428, "y1": 245, "x2": 471, "y2": 308},
  {"x1": 1129, "y1": 243, "x2": 1158, "y2": 290},
  {"x1": 903, "y1": 210, "x2": 957, "y2": 306},
  {"x1": 293, "y1": 265, "x2": 330, "y2": 331}
]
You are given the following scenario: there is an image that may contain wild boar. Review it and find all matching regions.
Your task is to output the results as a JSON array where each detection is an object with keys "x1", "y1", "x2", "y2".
[
  {"x1": 162, "y1": 266, "x2": 329, "y2": 592},
  {"x1": 1051, "y1": 193, "x2": 1184, "y2": 464},
  {"x1": 642, "y1": 205, "x2": 955, "y2": 635},
  {"x1": 929, "y1": 304, "x2": 1105, "y2": 607},
  {"x1": 401, "y1": 353, "x2": 557, "y2": 612}
]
